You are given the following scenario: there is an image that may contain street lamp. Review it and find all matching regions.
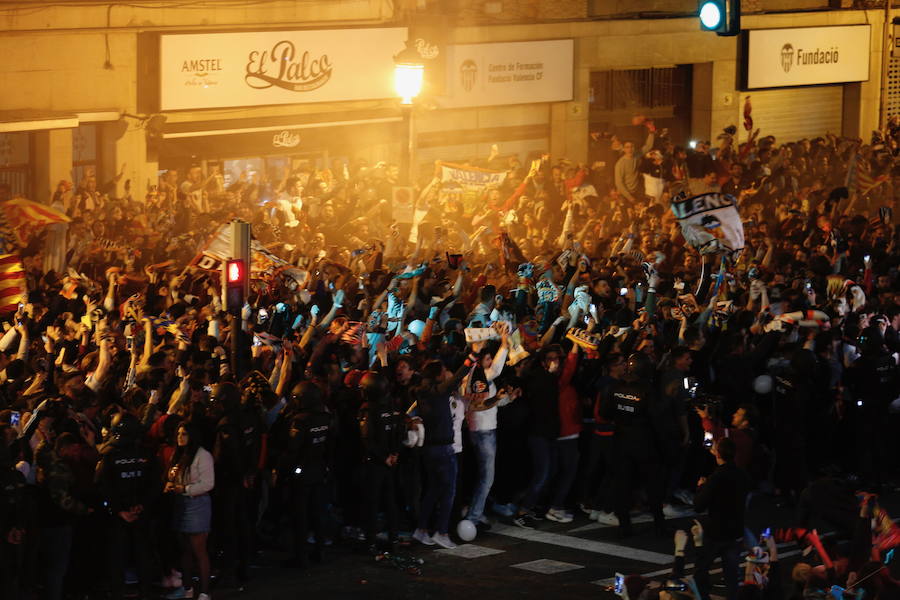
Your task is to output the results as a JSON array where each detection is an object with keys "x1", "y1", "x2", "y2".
[
  {"x1": 394, "y1": 41, "x2": 425, "y2": 184},
  {"x1": 394, "y1": 42, "x2": 425, "y2": 105}
]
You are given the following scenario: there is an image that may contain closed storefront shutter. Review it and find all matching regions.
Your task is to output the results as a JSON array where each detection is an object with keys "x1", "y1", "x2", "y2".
[
  {"x1": 738, "y1": 86, "x2": 843, "y2": 143},
  {"x1": 886, "y1": 57, "x2": 900, "y2": 120}
]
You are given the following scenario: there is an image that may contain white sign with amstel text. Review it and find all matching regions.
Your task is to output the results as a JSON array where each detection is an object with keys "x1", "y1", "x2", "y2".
[
  {"x1": 442, "y1": 39, "x2": 573, "y2": 108},
  {"x1": 159, "y1": 28, "x2": 407, "y2": 110},
  {"x1": 746, "y1": 25, "x2": 870, "y2": 90}
]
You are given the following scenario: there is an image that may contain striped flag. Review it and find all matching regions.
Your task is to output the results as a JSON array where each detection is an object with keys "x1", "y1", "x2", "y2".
[
  {"x1": 0, "y1": 198, "x2": 70, "y2": 247},
  {"x1": 844, "y1": 148, "x2": 859, "y2": 193},
  {"x1": 0, "y1": 254, "x2": 27, "y2": 314},
  {"x1": 743, "y1": 96, "x2": 753, "y2": 132},
  {"x1": 846, "y1": 150, "x2": 889, "y2": 196}
]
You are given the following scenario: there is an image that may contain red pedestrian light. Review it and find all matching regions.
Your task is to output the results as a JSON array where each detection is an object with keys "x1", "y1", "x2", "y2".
[{"x1": 226, "y1": 259, "x2": 244, "y2": 284}]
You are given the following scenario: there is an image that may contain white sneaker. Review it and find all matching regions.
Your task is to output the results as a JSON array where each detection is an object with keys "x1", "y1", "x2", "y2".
[
  {"x1": 431, "y1": 533, "x2": 457, "y2": 549},
  {"x1": 545, "y1": 508, "x2": 574, "y2": 523},
  {"x1": 412, "y1": 528, "x2": 436, "y2": 546},
  {"x1": 197, "y1": 594, "x2": 211, "y2": 600},
  {"x1": 594, "y1": 511, "x2": 620, "y2": 526},
  {"x1": 663, "y1": 504, "x2": 688, "y2": 518},
  {"x1": 163, "y1": 587, "x2": 193, "y2": 600},
  {"x1": 674, "y1": 489, "x2": 695, "y2": 506}
]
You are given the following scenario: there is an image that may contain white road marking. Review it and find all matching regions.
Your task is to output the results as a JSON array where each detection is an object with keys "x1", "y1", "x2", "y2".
[
  {"x1": 591, "y1": 546, "x2": 808, "y2": 587},
  {"x1": 569, "y1": 510, "x2": 697, "y2": 534},
  {"x1": 512, "y1": 559, "x2": 585, "y2": 574},
  {"x1": 436, "y1": 544, "x2": 506, "y2": 559},
  {"x1": 491, "y1": 523, "x2": 672, "y2": 564}
]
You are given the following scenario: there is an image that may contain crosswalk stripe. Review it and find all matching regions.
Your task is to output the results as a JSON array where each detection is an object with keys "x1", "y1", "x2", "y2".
[
  {"x1": 512, "y1": 558, "x2": 585, "y2": 574},
  {"x1": 491, "y1": 523, "x2": 673, "y2": 564},
  {"x1": 436, "y1": 544, "x2": 506, "y2": 559},
  {"x1": 591, "y1": 546, "x2": 808, "y2": 587},
  {"x1": 569, "y1": 510, "x2": 697, "y2": 534}
]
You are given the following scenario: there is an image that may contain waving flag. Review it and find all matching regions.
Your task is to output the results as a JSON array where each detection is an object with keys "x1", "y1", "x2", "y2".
[
  {"x1": 190, "y1": 224, "x2": 289, "y2": 277},
  {"x1": 0, "y1": 198, "x2": 71, "y2": 248},
  {"x1": 0, "y1": 254, "x2": 27, "y2": 314},
  {"x1": 743, "y1": 96, "x2": 753, "y2": 132}
]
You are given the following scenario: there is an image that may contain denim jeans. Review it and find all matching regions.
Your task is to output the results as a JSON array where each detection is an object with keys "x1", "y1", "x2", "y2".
[
  {"x1": 520, "y1": 435, "x2": 553, "y2": 512},
  {"x1": 550, "y1": 438, "x2": 579, "y2": 510},
  {"x1": 418, "y1": 444, "x2": 458, "y2": 535},
  {"x1": 694, "y1": 538, "x2": 742, "y2": 600},
  {"x1": 465, "y1": 429, "x2": 497, "y2": 522},
  {"x1": 40, "y1": 525, "x2": 72, "y2": 600}
]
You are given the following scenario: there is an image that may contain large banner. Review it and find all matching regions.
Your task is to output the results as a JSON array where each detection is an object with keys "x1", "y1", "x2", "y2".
[
  {"x1": 191, "y1": 225, "x2": 288, "y2": 276},
  {"x1": 438, "y1": 161, "x2": 507, "y2": 214},
  {"x1": 745, "y1": 25, "x2": 870, "y2": 90},
  {"x1": 160, "y1": 28, "x2": 407, "y2": 110},
  {"x1": 671, "y1": 193, "x2": 744, "y2": 257},
  {"x1": 442, "y1": 39, "x2": 573, "y2": 108}
]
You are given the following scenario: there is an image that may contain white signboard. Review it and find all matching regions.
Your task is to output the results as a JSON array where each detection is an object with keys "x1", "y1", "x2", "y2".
[
  {"x1": 160, "y1": 28, "x2": 407, "y2": 110},
  {"x1": 745, "y1": 25, "x2": 870, "y2": 90},
  {"x1": 442, "y1": 39, "x2": 573, "y2": 108}
]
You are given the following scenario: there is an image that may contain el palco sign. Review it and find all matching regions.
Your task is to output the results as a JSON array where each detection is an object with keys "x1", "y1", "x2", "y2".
[
  {"x1": 744, "y1": 25, "x2": 870, "y2": 90},
  {"x1": 159, "y1": 28, "x2": 407, "y2": 110}
]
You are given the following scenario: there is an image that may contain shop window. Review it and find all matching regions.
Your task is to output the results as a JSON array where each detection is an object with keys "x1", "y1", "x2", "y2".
[
  {"x1": 0, "y1": 132, "x2": 32, "y2": 200},
  {"x1": 72, "y1": 123, "x2": 99, "y2": 189},
  {"x1": 589, "y1": 65, "x2": 693, "y2": 145},
  {"x1": 590, "y1": 66, "x2": 691, "y2": 111}
]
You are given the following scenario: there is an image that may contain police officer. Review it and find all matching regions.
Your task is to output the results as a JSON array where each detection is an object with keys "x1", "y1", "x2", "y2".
[
  {"x1": 848, "y1": 325, "x2": 899, "y2": 489},
  {"x1": 95, "y1": 412, "x2": 159, "y2": 599},
  {"x1": 602, "y1": 352, "x2": 665, "y2": 537},
  {"x1": 211, "y1": 382, "x2": 258, "y2": 587},
  {"x1": 276, "y1": 382, "x2": 333, "y2": 569},
  {"x1": 357, "y1": 371, "x2": 405, "y2": 552}
]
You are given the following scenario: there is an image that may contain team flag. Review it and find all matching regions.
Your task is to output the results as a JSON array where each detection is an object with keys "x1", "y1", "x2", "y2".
[{"x1": 0, "y1": 254, "x2": 27, "y2": 314}]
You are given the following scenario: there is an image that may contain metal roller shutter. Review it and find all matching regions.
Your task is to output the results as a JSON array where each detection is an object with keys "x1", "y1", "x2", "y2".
[{"x1": 738, "y1": 86, "x2": 843, "y2": 143}]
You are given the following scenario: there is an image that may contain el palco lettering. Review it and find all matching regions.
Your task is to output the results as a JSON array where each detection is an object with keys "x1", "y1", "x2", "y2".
[{"x1": 245, "y1": 40, "x2": 333, "y2": 92}]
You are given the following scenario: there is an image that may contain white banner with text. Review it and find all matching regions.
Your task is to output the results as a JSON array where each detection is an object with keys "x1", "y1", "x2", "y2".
[
  {"x1": 441, "y1": 39, "x2": 574, "y2": 108},
  {"x1": 159, "y1": 28, "x2": 407, "y2": 110},
  {"x1": 745, "y1": 25, "x2": 870, "y2": 90}
]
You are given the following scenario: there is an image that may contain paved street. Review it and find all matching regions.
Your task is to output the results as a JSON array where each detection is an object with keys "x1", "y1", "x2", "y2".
[{"x1": 209, "y1": 492, "x2": 900, "y2": 600}]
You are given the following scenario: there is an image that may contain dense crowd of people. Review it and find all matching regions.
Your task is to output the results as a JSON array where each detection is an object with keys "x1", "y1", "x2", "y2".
[{"x1": 1, "y1": 116, "x2": 900, "y2": 600}]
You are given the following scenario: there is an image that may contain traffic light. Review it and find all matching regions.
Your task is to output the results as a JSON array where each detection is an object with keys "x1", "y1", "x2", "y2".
[
  {"x1": 224, "y1": 258, "x2": 246, "y2": 314},
  {"x1": 699, "y1": 0, "x2": 740, "y2": 37}
]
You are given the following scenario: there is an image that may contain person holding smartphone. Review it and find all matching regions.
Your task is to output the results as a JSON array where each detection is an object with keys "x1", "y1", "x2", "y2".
[{"x1": 164, "y1": 423, "x2": 214, "y2": 600}]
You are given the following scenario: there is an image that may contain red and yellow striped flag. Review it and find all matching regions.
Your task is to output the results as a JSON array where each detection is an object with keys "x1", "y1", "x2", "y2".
[
  {"x1": 0, "y1": 254, "x2": 26, "y2": 314},
  {"x1": 2, "y1": 198, "x2": 70, "y2": 227}
]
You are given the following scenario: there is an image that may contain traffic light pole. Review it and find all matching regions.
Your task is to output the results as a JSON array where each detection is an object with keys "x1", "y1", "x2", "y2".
[{"x1": 229, "y1": 220, "x2": 251, "y2": 379}]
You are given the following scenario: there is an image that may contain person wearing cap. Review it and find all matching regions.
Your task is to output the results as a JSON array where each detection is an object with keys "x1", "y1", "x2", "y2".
[
  {"x1": 357, "y1": 371, "x2": 404, "y2": 552},
  {"x1": 275, "y1": 382, "x2": 333, "y2": 569},
  {"x1": 96, "y1": 412, "x2": 159, "y2": 600},
  {"x1": 410, "y1": 350, "x2": 476, "y2": 549}
]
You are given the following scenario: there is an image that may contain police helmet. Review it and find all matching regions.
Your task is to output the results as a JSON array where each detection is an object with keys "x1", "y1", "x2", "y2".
[
  {"x1": 625, "y1": 352, "x2": 655, "y2": 382},
  {"x1": 359, "y1": 371, "x2": 389, "y2": 400},
  {"x1": 110, "y1": 412, "x2": 142, "y2": 442},
  {"x1": 857, "y1": 325, "x2": 885, "y2": 356},
  {"x1": 290, "y1": 381, "x2": 324, "y2": 411}
]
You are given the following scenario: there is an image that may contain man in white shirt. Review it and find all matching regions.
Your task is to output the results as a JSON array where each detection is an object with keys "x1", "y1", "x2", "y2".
[{"x1": 460, "y1": 330, "x2": 510, "y2": 527}]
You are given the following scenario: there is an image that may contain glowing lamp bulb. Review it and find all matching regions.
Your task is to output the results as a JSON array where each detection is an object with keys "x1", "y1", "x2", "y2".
[
  {"x1": 394, "y1": 62, "x2": 424, "y2": 105},
  {"x1": 699, "y1": 1, "x2": 723, "y2": 29}
]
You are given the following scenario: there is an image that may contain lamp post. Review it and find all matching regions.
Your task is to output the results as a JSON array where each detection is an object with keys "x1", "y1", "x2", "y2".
[{"x1": 394, "y1": 41, "x2": 425, "y2": 186}]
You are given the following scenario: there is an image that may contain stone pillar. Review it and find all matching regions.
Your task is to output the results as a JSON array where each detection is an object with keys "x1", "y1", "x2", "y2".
[
  {"x1": 549, "y1": 65, "x2": 589, "y2": 162},
  {"x1": 691, "y1": 60, "x2": 738, "y2": 144},
  {"x1": 100, "y1": 120, "x2": 158, "y2": 200},
  {"x1": 32, "y1": 128, "x2": 73, "y2": 204}
]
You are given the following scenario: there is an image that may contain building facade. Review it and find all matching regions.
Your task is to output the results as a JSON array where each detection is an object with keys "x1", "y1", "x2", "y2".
[{"x1": 0, "y1": 0, "x2": 892, "y2": 202}]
